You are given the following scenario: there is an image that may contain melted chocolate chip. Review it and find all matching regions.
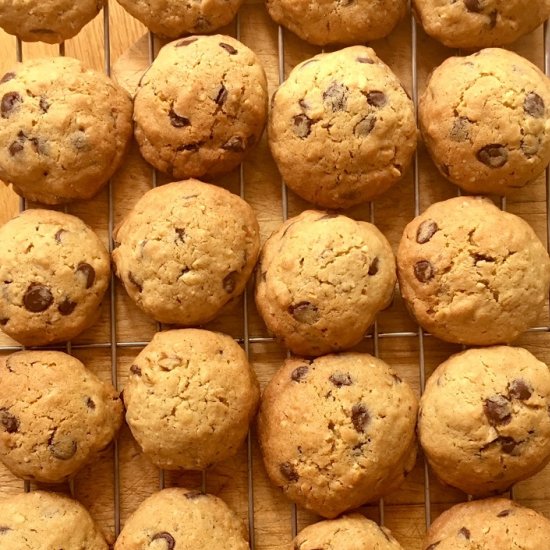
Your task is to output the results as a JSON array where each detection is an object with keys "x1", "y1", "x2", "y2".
[
  {"x1": 323, "y1": 82, "x2": 348, "y2": 112},
  {"x1": 39, "y1": 97, "x2": 50, "y2": 113},
  {"x1": 0, "y1": 72, "x2": 15, "y2": 84},
  {"x1": 49, "y1": 436, "x2": 77, "y2": 460},
  {"x1": 356, "y1": 56, "x2": 374, "y2": 64},
  {"x1": 354, "y1": 114, "x2": 376, "y2": 136},
  {"x1": 329, "y1": 372, "x2": 352, "y2": 387},
  {"x1": 176, "y1": 37, "x2": 198, "y2": 47},
  {"x1": 524, "y1": 92, "x2": 545, "y2": 118},
  {"x1": 1, "y1": 91, "x2": 22, "y2": 117},
  {"x1": 458, "y1": 527, "x2": 471, "y2": 539},
  {"x1": 414, "y1": 260, "x2": 434, "y2": 283},
  {"x1": 23, "y1": 283, "x2": 53, "y2": 312},
  {"x1": 151, "y1": 532, "x2": 175, "y2": 550},
  {"x1": 508, "y1": 378, "x2": 533, "y2": 401},
  {"x1": 214, "y1": 84, "x2": 228, "y2": 106},
  {"x1": 185, "y1": 490, "x2": 204, "y2": 500},
  {"x1": 477, "y1": 144, "x2": 508, "y2": 168},
  {"x1": 76, "y1": 262, "x2": 95, "y2": 289},
  {"x1": 280, "y1": 462, "x2": 299, "y2": 482},
  {"x1": 416, "y1": 220, "x2": 438, "y2": 244},
  {"x1": 351, "y1": 403, "x2": 370, "y2": 433},
  {"x1": 368, "y1": 257, "x2": 379, "y2": 276},
  {"x1": 58, "y1": 299, "x2": 77, "y2": 316},
  {"x1": 289, "y1": 301, "x2": 320, "y2": 324},
  {"x1": 219, "y1": 42, "x2": 238, "y2": 55},
  {"x1": 223, "y1": 271, "x2": 237, "y2": 293},
  {"x1": 85, "y1": 397, "x2": 96, "y2": 410},
  {"x1": 464, "y1": 0, "x2": 482, "y2": 11},
  {"x1": 450, "y1": 117, "x2": 471, "y2": 142},
  {"x1": 292, "y1": 114, "x2": 313, "y2": 138},
  {"x1": 0, "y1": 408, "x2": 19, "y2": 433},
  {"x1": 222, "y1": 136, "x2": 245, "y2": 152},
  {"x1": 366, "y1": 91, "x2": 387, "y2": 108},
  {"x1": 130, "y1": 364, "x2": 142, "y2": 376},
  {"x1": 169, "y1": 107, "x2": 190, "y2": 128},
  {"x1": 497, "y1": 509, "x2": 512, "y2": 518},
  {"x1": 128, "y1": 272, "x2": 142, "y2": 292},
  {"x1": 484, "y1": 395, "x2": 512, "y2": 426},
  {"x1": 291, "y1": 366, "x2": 309, "y2": 382}
]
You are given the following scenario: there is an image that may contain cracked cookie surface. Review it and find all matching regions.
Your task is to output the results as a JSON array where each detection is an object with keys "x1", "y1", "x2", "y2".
[
  {"x1": 423, "y1": 497, "x2": 550, "y2": 549},
  {"x1": 0, "y1": 57, "x2": 132, "y2": 204},
  {"x1": 397, "y1": 196, "x2": 550, "y2": 345},
  {"x1": 0, "y1": 491, "x2": 108, "y2": 549},
  {"x1": 0, "y1": 351, "x2": 123, "y2": 483},
  {"x1": 269, "y1": 46, "x2": 417, "y2": 209},
  {"x1": 419, "y1": 346, "x2": 550, "y2": 496},
  {"x1": 0, "y1": 209, "x2": 110, "y2": 346},
  {"x1": 290, "y1": 514, "x2": 404, "y2": 550},
  {"x1": 266, "y1": 0, "x2": 406, "y2": 46},
  {"x1": 419, "y1": 48, "x2": 550, "y2": 195},
  {"x1": 134, "y1": 35, "x2": 268, "y2": 179},
  {"x1": 258, "y1": 353, "x2": 418, "y2": 518},
  {"x1": 112, "y1": 180, "x2": 260, "y2": 326},
  {"x1": 0, "y1": 0, "x2": 105, "y2": 43},
  {"x1": 255, "y1": 210, "x2": 396, "y2": 356},
  {"x1": 115, "y1": 488, "x2": 248, "y2": 549},
  {"x1": 414, "y1": 0, "x2": 550, "y2": 49},
  {"x1": 124, "y1": 329, "x2": 259, "y2": 470}
]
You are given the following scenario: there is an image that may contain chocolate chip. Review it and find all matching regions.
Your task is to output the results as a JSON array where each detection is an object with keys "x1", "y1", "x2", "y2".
[
  {"x1": 351, "y1": 403, "x2": 370, "y2": 433},
  {"x1": 497, "y1": 509, "x2": 512, "y2": 517},
  {"x1": 366, "y1": 91, "x2": 387, "y2": 108},
  {"x1": 280, "y1": 462, "x2": 299, "y2": 482},
  {"x1": 0, "y1": 72, "x2": 15, "y2": 84},
  {"x1": 219, "y1": 42, "x2": 238, "y2": 55},
  {"x1": 450, "y1": 116, "x2": 471, "y2": 142},
  {"x1": 176, "y1": 37, "x2": 198, "y2": 47},
  {"x1": 498, "y1": 436, "x2": 518, "y2": 454},
  {"x1": 185, "y1": 490, "x2": 204, "y2": 500},
  {"x1": 76, "y1": 262, "x2": 95, "y2": 289},
  {"x1": 169, "y1": 107, "x2": 190, "y2": 128},
  {"x1": 392, "y1": 373, "x2": 403, "y2": 383},
  {"x1": 477, "y1": 144, "x2": 508, "y2": 168},
  {"x1": 49, "y1": 436, "x2": 77, "y2": 460},
  {"x1": 368, "y1": 257, "x2": 379, "y2": 276},
  {"x1": 0, "y1": 526, "x2": 11, "y2": 534},
  {"x1": 356, "y1": 56, "x2": 374, "y2": 64},
  {"x1": 473, "y1": 253, "x2": 495, "y2": 264},
  {"x1": 323, "y1": 82, "x2": 348, "y2": 112},
  {"x1": 39, "y1": 96, "x2": 50, "y2": 113},
  {"x1": 488, "y1": 10, "x2": 498, "y2": 28},
  {"x1": 55, "y1": 229, "x2": 66, "y2": 243},
  {"x1": 130, "y1": 364, "x2": 142, "y2": 376},
  {"x1": 223, "y1": 271, "x2": 237, "y2": 293},
  {"x1": 178, "y1": 142, "x2": 202, "y2": 152},
  {"x1": 329, "y1": 372, "x2": 352, "y2": 387},
  {"x1": 85, "y1": 397, "x2": 96, "y2": 410},
  {"x1": 222, "y1": 136, "x2": 245, "y2": 152},
  {"x1": 524, "y1": 92, "x2": 545, "y2": 118},
  {"x1": 440, "y1": 164, "x2": 450, "y2": 177},
  {"x1": 214, "y1": 83, "x2": 228, "y2": 106},
  {"x1": 0, "y1": 318, "x2": 8, "y2": 326},
  {"x1": 416, "y1": 220, "x2": 439, "y2": 244},
  {"x1": 521, "y1": 136, "x2": 540, "y2": 158},
  {"x1": 289, "y1": 301, "x2": 320, "y2": 324},
  {"x1": 23, "y1": 283, "x2": 53, "y2": 312},
  {"x1": 508, "y1": 379, "x2": 533, "y2": 400},
  {"x1": 291, "y1": 366, "x2": 309, "y2": 382},
  {"x1": 354, "y1": 114, "x2": 376, "y2": 136},
  {"x1": 8, "y1": 141, "x2": 23, "y2": 155},
  {"x1": 426, "y1": 543, "x2": 441, "y2": 550},
  {"x1": 58, "y1": 299, "x2": 76, "y2": 316},
  {"x1": 175, "y1": 228, "x2": 186, "y2": 242},
  {"x1": 464, "y1": 0, "x2": 482, "y2": 11},
  {"x1": 151, "y1": 532, "x2": 175, "y2": 550},
  {"x1": 1, "y1": 91, "x2": 22, "y2": 117},
  {"x1": 292, "y1": 114, "x2": 313, "y2": 138},
  {"x1": 458, "y1": 527, "x2": 471, "y2": 539},
  {"x1": 414, "y1": 260, "x2": 434, "y2": 283},
  {"x1": 484, "y1": 395, "x2": 512, "y2": 426},
  {"x1": 0, "y1": 409, "x2": 19, "y2": 433},
  {"x1": 128, "y1": 272, "x2": 142, "y2": 292},
  {"x1": 317, "y1": 213, "x2": 339, "y2": 220}
]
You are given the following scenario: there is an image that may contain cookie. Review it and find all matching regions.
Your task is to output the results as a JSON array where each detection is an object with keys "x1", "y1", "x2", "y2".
[
  {"x1": 0, "y1": 209, "x2": 111, "y2": 346},
  {"x1": 0, "y1": 57, "x2": 132, "y2": 204},
  {"x1": 414, "y1": 0, "x2": 550, "y2": 49},
  {"x1": 423, "y1": 497, "x2": 550, "y2": 549},
  {"x1": 419, "y1": 346, "x2": 550, "y2": 496},
  {"x1": 269, "y1": 46, "x2": 417, "y2": 209},
  {"x1": 112, "y1": 180, "x2": 260, "y2": 326},
  {"x1": 115, "y1": 488, "x2": 248, "y2": 549},
  {"x1": 397, "y1": 196, "x2": 550, "y2": 345},
  {"x1": 0, "y1": 490, "x2": 108, "y2": 548},
  {"x1": 0, "y1": 0, "x2": 105, "y2": 43},
  {"x1": 0, "y1": 351, "x2": 122, "y2": 483},
  {"x1": 266, "y1": 0, "x2": 406, "y2": 46},
  {"x1": 115, "y1": 0, "x2": 243, "y2": 38},
  {"x1": 134, "y1": 35, "x2": 268, "y2": 180},
  {"x1": 419, "y1": 48, "x2": 550, "y2": 195},
  {"x1": 255, "y1": 210, "x2": 396, "y2": 356},
  {"x1": 124, "y1": 329, "x2": 259, "y2": 470},
  {"x1": 290, "y1": 514, "x2": 404, "y2": 550},
  {"x1": 258, "y1": 353, "x2": 418, "y2": 518}
]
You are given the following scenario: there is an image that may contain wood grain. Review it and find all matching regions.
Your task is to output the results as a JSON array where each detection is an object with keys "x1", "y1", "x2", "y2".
[{"x1": 0, "y1": 2, "x2": 549, "y2": 549}]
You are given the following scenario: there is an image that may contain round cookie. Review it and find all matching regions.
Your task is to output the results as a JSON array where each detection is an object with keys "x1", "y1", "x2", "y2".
[
  {"x1": 419, "y1": 346, "x2": 550, "y2": 496},
  {"x1": 115, "y1": 0, "x2": 244, "y2": 38},
  {"x1": 0, "y1": 209, "x2": 111, "y2": 346},
  {"x1": 0, "y1": 0, "x2": 105, "y2": 44},
  {"x1": 0, "y1": 351, "x2": 123, "y2": 483},
  {"x1": 112, "y1": 180, "x2": 260, "y2": 326},
  {"x1": 423, "y1": 497, "x2": 550, "y2": 549},
  {"x1": 258, "y1": 353, "x2": 418, "y2": 518},
  {"x1": 255, "y1": 210, "x2": 396, "y2": 356},
  {"x1": 0, "y1": 491, "x2": 108, "y2": 549},
  {"x1": 414, "y1": 0, "x2": 550, "y2": 49},
  {"x1": 134, "y1": 35, "x2": 268, "y2": 179},
  {"x1": 397, "y1": 196, "x2": 550, "y2": 345},
  {"x1": 419, "y1": 48, "x2": 550, "y2": 195},
  {"x1": 115, "y1": 488, "x2": 248, "y2": 549},
  {"x1": 269, "y1": 46, "x2": 417, "y2": 209},
  {"x1": 0, "y1": 57, "x2": 132, "y2": 204},
  {"x1": 266, "y1": 0, "x2": 406, "y2": 46},
  {"x1": 290, "y1": 514, "x2": 404, "y2": 550},
  {"x1": 124, "y1": 329, "x2": 259, "y2": 470}
]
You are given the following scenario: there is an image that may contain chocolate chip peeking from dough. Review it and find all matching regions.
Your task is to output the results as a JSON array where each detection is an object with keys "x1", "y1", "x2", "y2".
[
  {"x1": 49, "y1": 436, "x2": 77, "y2": 460},
  {"x1": 214, "y1": 84, "x2": 228, "y2": 106},
  {"x1": 39, "y1": 96, "x2": 50, "y2": 113},
  {"x1": 58, "y1": 299, "x2": 76, "y2": 316},
  {"x1": 222, "y1": 136, "x2": 245, "y2": 152},
  {"x1": 366, "y1": 91, "x2": 387, "y2": 108},
  {"x1": 484, "y1": 395, "x2": 512, "y2": 426},
  {"x1": 464, "y1": 0, "x2": 482, "y2": 11},
  {"x1": 8, "y1": 141, "x2": 23, "y2": 155},
  {"x1": 508, "y1": 378, "x2": 533, "y2": 401},
  {"x1": 219, "y1": 42, "x2": 238, "y2": 55},
  {"x1": 416, "y1": 220, "x2": 438, "y2": 244},
  {"x1": 76, "y1": 262, "x2": 95, "y2": 289},
  {"x1": 450, "y1": 117, "x2": 471, "y2": 142},
  {"x1": 293, "y1": 114, "x2": 313, "y2": 138},
  {"x1": 23, "y1": 283, "x2": 53, "y2": 312},
  {"x1": 54, "y1": 229, "x2": 66, "y2": 243},
  {"x1": 0, "y1": 408, "x2": 19, "y2": 433},
  {"x1": 458, "y1": 527, "x2": 471, "y2": 540},
  {"x1": 128, "y1": 272, "x2": 143, "y2": 293},
  {"x1": 280, "y1": 462, "x2": 299, "y2": 482},
  {"x1": 0, "y1": 526, "x2": 11, "y2": 534},
  {"x1": 356, "y1": 56, "x2": 374, "y2": 64},
  {"x1": 130, "y1": 364, "x2": 142, "y2": 376},
  {"x1": 0, "y1": 72, "x2": 15, "y2": 84},
  {"x1": 524, "y1": 92, "x2": 545, "y2": 118},
  {"x1": 291, "y1": 366, "x2": 309, "y2": 382},
  {"x1": 176, "y1": 37, "x2": 198, "y2": 47},
  {"x1": 223, "y1": 271, "x2": 238, "y2": 293},
  {"x1": 169, "y1": 107, "x2": 190, "y2": 128},
  {"x1": 85, "y1": 397, "x2": 96, "y2": 410},
  {"x1": 151, "y1": 532, "x2": 175, "y2": 550},
  {"x1": 289, "y1": 301, "x2": 320, "y2": 324},
  {"x1": 476, "y1": 144, "x2": 508, "y2": 168},
  {"x1": 497, "y1": 509, "x2": 512, "y2": 517},
  {"x1": 323, "y1": 82, "x2": 348, "y2": 112},
  {"x1": 355, "y1": 114, "x2": 376, "y2": 137},
  {"x1": 185, "y1": 490, "x2": 205, "y2": 500},
  {"x1": 425, "y1": 543, "x2": 441, "y2": 550},
  {"x1": 329, "y1": 372, "x2": 352, "y2": 387},
  {"x1": 1, "y1": 91, "x2": 22, "y2": 117},
  {"x1": 414, "y1": 260, "x2": 434, "y2": 283},
  {"x1": 368, "y1": 257, "x2": 379, "y2": 276},
  {"x1": 351, "y1": 403, "x2": 370, "y2": 433}
]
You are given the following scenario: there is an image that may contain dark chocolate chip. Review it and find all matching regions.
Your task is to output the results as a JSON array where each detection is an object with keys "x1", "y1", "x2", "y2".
[
  {"x1": 292, "y1": 114, "x2": 313, "y2": 138},
  {"x1": 169, "y1": 107, "x2": 190, "y2": 128},
  {"x1": 178, "y1": 142, "x2": 202, "y2": 151},
  {"x1": 0, "y1": 318, "x2": 8, "y2": 326},
  {"x1": 473, "y1": 253, "x2": 495, "y2": 264},
  {"x1": 368, "y1": 257, "x2": 379, "y2": 276},
  {"x1": 219, "y1": 42, "x2": 238, "y2": 55},
  {"x1": 291, "y1": 366, "x2": 309, "y2": 382},
  {"x1": 185, "y1": 490, "x2": 204, "y2": 500},
  {"x1": 54, "y1": 229, "x2": 66, "y2": 243},
  {"x1": 58, "y1": 299, "x2": 76, "y2": 316},
  {"x1": 464, "y1": 0, "x2": 482, "y2": 11},
  {"x1": 214, "y1": 83, "x2": 228, "y2": 106},
  {"x1": 85, "y1": 397, "x2": 96, "y2": 410},
  {"x1": 477, "y1": 144, "x2": 508, "y2": 168},
  {"x1": 23, "y1": 283, "x2": 53, "y2": 312},
  {"x1": 0, "y1": 409, "x2": 19, "y2": 433},
  {"x1": 0, "y1": 526, "x2": 11, "y2": 534},
  {"x1": 498, "y1": 436, "x2": 518, "y2": 454},
  {"x1": 366, "y1": 91, "x2": 387, "y2": 108},
  {"x1": 0, "y1": 72, "x2": 15, "y2": 84},
  {"x1": 450, "y1": 116, "x2": 471, "y2": 142},
  {"x1": 354, "y1": 114, "x2": 376, "y2": 136},
  {"x1": 416, "y1": 220, "x2": 439, "y2": 244},
  {"x1": 484, "y1": 395, "x2": 512, "y2": 426},
  {"x1": 39, "y1": 96, "x2": 50, "y2": 113},
  {"x1": 128, "y1": 272, "x2": 142, "y2": 292},
  {"x1": 49, "y1": 436, "x2": 77, "y2": 460},
  {"x1": 323, "y1": 82, "x2": 348, "y2": 112},
  {"x1": 176, "y1": 37, "x2": 198, "y2": 47},
  {"x1": 222, "y1": 136, "x2": 245, "y2": 152},
  {"x1": 1, "y1": 91, "x2": 22, "y2": 117},
  {"x1": 357, "y1": 56, "x2": 374, "y2": 64},
  {"x1": 8, "y1": 141, "x2": 23, "y2": 155},
  {"x1": 76, "y1": 262, "x2": 95, "y2": 289},
  {"x1": 508, "y1": 378, "x2": 533, "y2": 401},
  {"x1": 458, "y1": 527, "x2": 471, "y2": 539},
  {"x1": 151, "y1": 532, "x2": 175, "y2": 550},
  {"x1": 414, "y1": 260, "x2": 434, "y2": 283},
  {"x1": 524, "y1": 92, "x2": 545, "y2": 118},
  {"x1": 223, "y1": 271, "x2": 237, "y2": 293},
  {"x1": 351, "y1": 403, "x2": 370, "y2": 433},
  {"x1": 289, "y1": 301, "x2": 320, "y2": 324},
  {"x1": 426, "y1": 543, "x2": 441, "y2": 550},
  {"x1": 497, "y1": 509, "x2": 512, "y2": 518},
  {"x1": 280, "y1": 462, "x2": 299, "y2": 482},
  {"x1": 130, "y1": 364, "x2": 142, "y2": 376},
  {"x1": 329, "y1": 372, "x2": 352, "y2": 387},
  {"x1": 175, "y1": 227, "x2": 186, "y2": 242}
]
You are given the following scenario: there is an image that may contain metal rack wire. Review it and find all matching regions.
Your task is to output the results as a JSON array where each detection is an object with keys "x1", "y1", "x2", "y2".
[{"x1": 2, "y1": 3, "x2": 550, "y2": 548}]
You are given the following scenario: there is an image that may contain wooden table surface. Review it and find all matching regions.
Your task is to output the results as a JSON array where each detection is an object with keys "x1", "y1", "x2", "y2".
[{"x1": 0, "y1": 2, "x2": 550, "y2": 549}]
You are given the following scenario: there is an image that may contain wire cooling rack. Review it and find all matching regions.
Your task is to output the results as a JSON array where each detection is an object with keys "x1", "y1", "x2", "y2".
[{"x1": 2, "y1": 2, "x2": 550, "y2": 548}]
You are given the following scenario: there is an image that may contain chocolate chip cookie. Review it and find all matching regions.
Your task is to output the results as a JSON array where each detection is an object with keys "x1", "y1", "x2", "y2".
[
  {"x1": 0, "y1": 57, "x2": 132, "y2": 205},
  {"x1": 266, "y1": 0, "x2": 406, "y2": 46},
  {"x1": 124, "y1": 329, "x2": 259, "y2": 470},
  {"x1": 258, "y1": 353, "x2": 418, "y2": 518},
  {"x1": 115, "y1": 488, "x2": 248, "y2": 549},
  {"x1": 112, "y1": 180, "x2": 260, "y2": 326},
  {"x1": 414, "y1": 0, "x2": 550, "y2": 49},
  {"x1": 269, "y1": 46, "x2": 417, "y2": 209},
  {"x1": 134, "y1": 35, "x2": 267, "y2": 180},
  {"x1": 0, "y1": 490, "x2": 108, "y2": 548},
  {"x1": 255, "y1": 210, "x2": 396, "y2": 356},
  {"x1": 290, "y1": 514, "x2": 404, "y2": 550},
  {"x1": 0, "y1": 351, "x2": 122, "y2": 484},
  {"x1": 115, "y1": 0, "x2": 243, "y2": 38},
  {"x1": 397, "y1": 196, "x2": 550, "y2": 345},
  {"x1": 0, "y1": 209, "x2": 110, "y2": 346},
  {"x1": 0, "y1": 0, "x2": 105, "y2": 43},
  {"x1": 419, "y1": 346, "x2": 550, "y2": 496},
  {"x1": 419, "y1": 48, "x2": 550, "y2": 195},
  {"x1": 423, "y1": 497, "x2": 550, "y2": 549}
]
